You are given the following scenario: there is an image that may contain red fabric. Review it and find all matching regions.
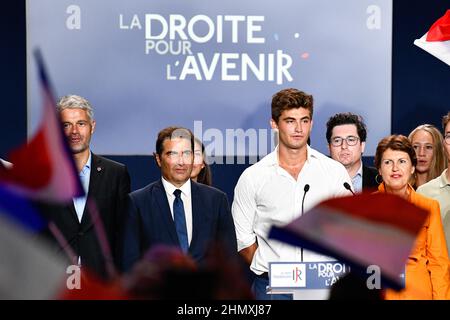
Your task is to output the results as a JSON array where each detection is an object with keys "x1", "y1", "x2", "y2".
[
  {"x1": 426, "y1": 10, "x2": 450, "y2": 42},
  {"x1": 0, "y1": 129, "x2": 51, "y2": 190},
  {"x1": 57, "y1": 270, "x2": 129, "y2": 300},
  {"x1": 0, "y1": 52, "x2": 84, "y2": 202},
  {"x1": 321, "y1": 190, "x2": 428, "y2": 234}
]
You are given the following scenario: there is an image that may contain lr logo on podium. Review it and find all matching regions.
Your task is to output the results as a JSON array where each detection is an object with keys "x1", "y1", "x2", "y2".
[{"x1": 292, "y1": 266, "x2": 303, "y2": 283}]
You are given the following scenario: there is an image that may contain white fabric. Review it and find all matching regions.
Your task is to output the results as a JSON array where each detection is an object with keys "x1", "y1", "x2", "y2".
[
  {"x1": 232, "y1": 145, "x2": 353, "y2": 275},
  {"x1": 0, "y1": 215, "x2": 67, "y2": 299},
  {"x1": 414, "y1": 33, "x2": 450, "y2": 66},
  {"x1": 0, "y1": 158, "x2": 13, "y2": 169},
  {"x1": 161, "y1": 177, "x2": 193, "y2": 245}
]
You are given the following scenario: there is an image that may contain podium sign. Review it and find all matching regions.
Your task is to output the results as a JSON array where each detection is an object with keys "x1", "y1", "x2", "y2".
[
  {"x1": 269, "y1": 261, "x2": 350, "y2": 290},
  {"x1": 268, "y1": 261, "x2": 405, "y2": 299}
]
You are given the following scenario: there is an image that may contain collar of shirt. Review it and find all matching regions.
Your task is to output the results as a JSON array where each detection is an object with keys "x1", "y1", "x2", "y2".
[
  {"x1": 267, "y1": 145, "x2": 318, "y2": 166},
  {"x1": 161, "y1": 177, "x2": 192, "y2": 199},
  {"x1": 268, "y1": 145, "x2": 319, "y2": 179},
  {"x1": 439, "y1": 168, "x2": 450, "y2": 188},
  {"x1": 74, "y1": 151, "x2": 91, "y2": 195},
  {"x1": 80, "y1": 152, "x2": 92, "y2": 178},
  {"x1": 79, "y1": 151, "x2": 92, "y2": 193}
]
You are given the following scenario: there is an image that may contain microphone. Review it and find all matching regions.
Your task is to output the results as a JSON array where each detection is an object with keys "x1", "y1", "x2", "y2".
[
  {"x1": 301, "y1": 184, "x2": 310, "y2": 216},
  {"x1": 343, "y1": 182, "x2": 355, "y2": 196},
  {"x1": 300, "y1": 184, "x2": 310, "y2": 262}
]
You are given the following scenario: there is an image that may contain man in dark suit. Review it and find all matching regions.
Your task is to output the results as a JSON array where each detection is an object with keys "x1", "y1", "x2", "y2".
[
  {"x1": 41, "y1": 95, "x2": 130, "y2": 279},
  {"x1": 326, "y1": 112, "x2": 379, "y2": 192},
  {"x1": 122, "y1": 127, "x2": 236, "y2": 272}
]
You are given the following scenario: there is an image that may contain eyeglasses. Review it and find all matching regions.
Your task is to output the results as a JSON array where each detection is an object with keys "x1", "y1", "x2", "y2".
[
  {"x1": 445, "y1": 134, "x2": 450, "y2": 145},
  {"x1": 330, "y1": 136, "x2": 359, "y2": 147}
]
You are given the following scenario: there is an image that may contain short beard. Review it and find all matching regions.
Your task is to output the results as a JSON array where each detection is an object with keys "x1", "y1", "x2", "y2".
[{"x1": 70, "y1": 143, "x2": 89, "y2": 154}]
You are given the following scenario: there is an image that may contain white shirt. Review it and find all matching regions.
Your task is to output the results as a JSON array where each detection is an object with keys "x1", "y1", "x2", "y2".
[
  {"x1": 161, "y1": 177, "x2": 193, "y2": 245},
  {"x1": 417, "y1": 169, "x2": 450, "y2": 255},
  {"x1": 232, "y1": 145, "x2": 353, "y2": 275}
]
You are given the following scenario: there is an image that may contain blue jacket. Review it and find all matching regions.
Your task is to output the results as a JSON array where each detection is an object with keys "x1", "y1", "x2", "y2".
[{"x1": 122, "y1": 179, "x2": 237, "y2": 272}]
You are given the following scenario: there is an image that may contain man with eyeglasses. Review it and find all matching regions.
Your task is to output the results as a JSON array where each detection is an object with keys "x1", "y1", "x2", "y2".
[
  {"x1": 417, "y1": 112, "x2": 450, "y2": 255},
  {"x1": 122, "y1": 126, "x2": 237, "y2": 272},
  {"x1": 326, "y1": 113, "x2": 379, "y2": 193}
]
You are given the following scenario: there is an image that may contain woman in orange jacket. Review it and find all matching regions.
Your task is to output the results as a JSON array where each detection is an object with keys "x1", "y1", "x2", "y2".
[{"x1": 374, "y1": 134, "x2": 450, "y2": 299}]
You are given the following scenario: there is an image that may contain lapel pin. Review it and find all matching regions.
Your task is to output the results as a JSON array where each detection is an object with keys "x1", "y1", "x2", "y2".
[{"x1": 97, "y1": 167, "x2": 102, "y2": 172}]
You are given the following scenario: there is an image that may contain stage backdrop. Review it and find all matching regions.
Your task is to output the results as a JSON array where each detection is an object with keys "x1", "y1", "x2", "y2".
[{"x1": 27, "y1": 0, "x2": 392, "y2": 160}]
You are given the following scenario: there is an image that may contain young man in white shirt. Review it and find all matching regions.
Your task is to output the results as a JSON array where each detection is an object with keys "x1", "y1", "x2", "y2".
[{"x1": 232, "y1": 88, "x2": 352, "y2": 300}]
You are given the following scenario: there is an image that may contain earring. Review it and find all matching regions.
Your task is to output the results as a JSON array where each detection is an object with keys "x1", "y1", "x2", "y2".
[{"x1": 375, "y1": 174, "x2": 383, "y2": 184}]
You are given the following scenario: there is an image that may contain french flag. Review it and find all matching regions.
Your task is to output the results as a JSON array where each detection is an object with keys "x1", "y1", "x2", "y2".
[
  {"x1": 0, "y1": 51, "x2": 125, "y2": 299},
  {"x1": 0, "y1": 185, "x2": 68, "y2": 299},
  {"x1": 0, "y1": 50, "x2": 84, "y2": 203},
  {"x1": 414, "y1": 10, "x2": 450, "y2": 66},
  {"x1": 0, "y1": 185, "x2": 45, "y2": 232},
  {"x1": 269, "y1": 192, "x2": 428, "y2": 290}
]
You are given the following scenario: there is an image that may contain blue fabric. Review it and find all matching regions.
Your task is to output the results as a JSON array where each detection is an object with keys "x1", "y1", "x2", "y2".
[
  {"x1": 122, "y1": 180, "x2": 237, "y2": 272},
  {"x1": 352, "y1": 172, "x2": 362, "y2": 193},
  {"x1": 173, "y1": 189, "x2": 189, "y2": 253},
  {"x1": 0, "y1": 186, "x2": 44, "y2": 232},
  {"x1": 73, "y1": 153, "x2": 91, "y2": 222}
]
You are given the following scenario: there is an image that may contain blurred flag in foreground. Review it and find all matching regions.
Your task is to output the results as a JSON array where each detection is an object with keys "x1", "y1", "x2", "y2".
[
  {"x1": 0, "y1": 185, "x2": 45, "y2": 232},
  {"x1": 0, "y1": 50, "x2": 120, "y2": 299},
  {"x1": 0, "y1": 49, "x2": 83, "y2": 203},
  {"x1": 0, "y1": 186, "x2": 67, "y2": 299},
  {"x1": 0, "y1": 186, "x2": 126, "y2": 299},
  {"x1": 269, "y1": 192, "x2": 428, "y2": 290},
  {"x1": 414, "y1": 10, "x2": 450, "y2": 66}
]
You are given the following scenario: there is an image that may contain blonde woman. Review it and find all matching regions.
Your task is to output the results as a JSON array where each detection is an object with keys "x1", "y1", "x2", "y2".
[{"x1": 408, "y1": 124, "x2": 446, "y2": 188}]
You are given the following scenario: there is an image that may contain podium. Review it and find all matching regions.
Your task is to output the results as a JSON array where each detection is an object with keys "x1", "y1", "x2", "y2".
[{"x1": 267, "y1": 261, "x2": 350, "y2": 300}]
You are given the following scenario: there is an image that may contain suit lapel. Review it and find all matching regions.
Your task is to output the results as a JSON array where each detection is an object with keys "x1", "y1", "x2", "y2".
[
  {"x1": 68, "y1": 202, "x2": 79, "y2": 225},
  {"x1": 189, "y1": 181, "x2": 202, "y2": 253},
  {"x1": 362, "y1": 165, "x2": 378, "y2": 189},
  {"x1": 154, "y1": 180, "x2": 180, "y2": 245},
  {"x1": 362, "y1": 166, "x2": 369, "y2": 186}
]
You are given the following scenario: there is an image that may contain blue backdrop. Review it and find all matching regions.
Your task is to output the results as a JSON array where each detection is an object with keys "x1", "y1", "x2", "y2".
[
  {"x1": 2, "y1": 0, "x2": 449, "y2": 203},
  {"x1": 26, "y1": 0, "x2": 392, "y2": 158}
]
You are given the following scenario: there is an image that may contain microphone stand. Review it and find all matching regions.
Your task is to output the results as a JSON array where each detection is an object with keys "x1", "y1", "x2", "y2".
[{"x1": 300, "y1": 184, "x2": 310, "y2": 261}]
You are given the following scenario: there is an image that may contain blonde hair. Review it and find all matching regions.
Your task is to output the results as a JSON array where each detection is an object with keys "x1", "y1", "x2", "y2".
[{"x1": 408, "y1": 124, "x2": 446, "y2": 184}]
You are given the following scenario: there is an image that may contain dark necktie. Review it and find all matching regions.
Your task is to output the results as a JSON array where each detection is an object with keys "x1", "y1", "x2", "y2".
[{"x1": 173, "y1": 189, "x2": 189, "y2": 253}]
